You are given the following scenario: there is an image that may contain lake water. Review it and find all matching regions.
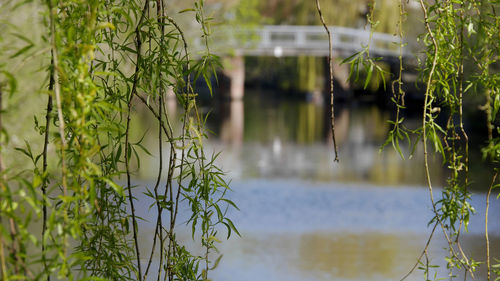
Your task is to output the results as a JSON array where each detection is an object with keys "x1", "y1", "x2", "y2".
[{"x1": 134, "y1": 89, "x2": 500, "y2": 281}]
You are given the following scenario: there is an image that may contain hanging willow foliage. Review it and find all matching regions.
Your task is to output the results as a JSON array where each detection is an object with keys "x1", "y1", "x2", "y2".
[
  {"x1": 330, "y1": 0, "x2": 499, "y2": 280},
  {"x1": 0, "y1": 0, "x2": 238, "y2": 280}
]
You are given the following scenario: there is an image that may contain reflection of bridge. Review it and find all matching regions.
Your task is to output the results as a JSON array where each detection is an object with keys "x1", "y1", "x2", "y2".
[
  {"x1": 198, "y1": 25, "x2": 416, "y2": 100},
  {"x1": 209, "y1": 25, "x2": 412, "y2": 58}
]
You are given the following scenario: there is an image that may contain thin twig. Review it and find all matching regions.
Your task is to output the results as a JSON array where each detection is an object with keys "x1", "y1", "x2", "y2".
[
  {"x1": 41, "y1": 53, "x2": 54, "y2": 281},
  {"x1": 47, "y1": 0, "x2": 72, "y2": 276},
  {"x1": 156, "y1": 2, "x2": 166, "y2": 280},
  {"x1": 486, "y1": 170, "x2": 498, "y2": 281},
  {"x1": 47, "y1": 4, "x2": 70, "y2": 270},
  {"x1": 0, "y1": 235, "x2": 7, "y2": 280},
  {"x1": 400, "y1": 221, "x2": 438, "y2": 281},
  {"x1": 425, "y1": 249, "x2": 430, "y2": 279},
  {"x1": 48, "y1": 0, "x2": 67, "y2": 199},
  {"x1": 315, "y1": 0, "x2": 339, "y2": 162},
  {"x1": 142, "y1": 0, "x2": 162, "y2": 275},
  {"x1": 418, "y1": 0, "x2": 475, "y2": 278},
  {"x1": 0, "y1": 85, "x2": 7, "y2": 281},
  {"x1": 135, "y1": 94, "x2": 171, "y2": 138},
  {"x1": 125, "y1": 1, "x2": 150, "y2": 279},
  {"x1": 0, "y1": 85, "x2": 29, "y2": 277},
  {"x1": 0, "y1": 85, "x2": 3, "y2": 173},
  {"x1": 456, "y1": 3, "x2": 469, "y2": 248},
  {"x1": 391, "y1": 0, "x2": 406, "y2": 136},
  {"x1": 163, "y1": 16, "x2": 192, "y2": 281},
  {"x1": 143, "y1": 96, "x2": 164, "y2": 281},
  {"x1": 1, "y1": 82, "x2": 27, "y2": 279}
]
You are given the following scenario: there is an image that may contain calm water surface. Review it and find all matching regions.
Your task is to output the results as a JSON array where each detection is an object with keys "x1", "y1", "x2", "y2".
[{"x1": 135, "y1": 90, "x2": 500, "y2": 281}]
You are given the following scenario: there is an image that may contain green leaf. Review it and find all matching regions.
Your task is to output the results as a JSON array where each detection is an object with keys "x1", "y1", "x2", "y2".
[
  {"x1": 210, "y1": 254, "x2": 223, "y2": 270},
  {"x1": 104, "y1": 178, "x2": 124, "y2": 197},
  {"x1": 33, "y1": 173, "x2": 42, "y2": 188},
  {"x1": 15, "y1": 140, "x2": 34, "y2": 160},
  {"x1": 364, "y1": 63, "x2": 373, "y2": 89},
  {"x1": 1, "y1": 71, "x2": 17, "y2": 97},
  {"x1": 221, "y1": 198, "x2": 239, "y2": 211},
  {"x1": 135, "y1": 143, "x2": 152, "y2": 156},
  {"x1": 179, "y1": 8, "x2": 196, "y2": 13},
  {"x1": 225, "y1": 218, "x2": 240, "y2": 237},
  {"x1": 341, "y1": 52, "x2": 360, "y2": 64},
  {"x1": 10, "y1": 32, "x2": 34, "y2": 45},
  {"x1": 114, "y1": 144, "x2": 122, "y2": 164},
  {"x1": 9, "y1": 44, "x2": 34, "y2": 59}
]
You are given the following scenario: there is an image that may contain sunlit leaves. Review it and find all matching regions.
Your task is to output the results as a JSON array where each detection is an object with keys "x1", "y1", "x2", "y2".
[
  {"x1": 355, "y1": 0, "x2": 500, "y2": 279},
  {"x1": 341, "y1": 49, "x2": 387, "y2": 91},
  {"x1": 1, "y1": 0, "x2": 237, "y2": 280}
]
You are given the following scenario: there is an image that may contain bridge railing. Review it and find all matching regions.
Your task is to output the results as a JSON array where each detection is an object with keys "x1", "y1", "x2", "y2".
[{"x1": 198, "y1": 25, "x2": 415, "y2": 58}]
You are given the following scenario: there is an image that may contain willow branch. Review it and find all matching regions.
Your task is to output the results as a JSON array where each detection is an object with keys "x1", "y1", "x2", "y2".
[
  {"x1": 165, "y1": 12, "x2": 191, "y2": 247},
  {"x1": 47, "y1": 4, "x2": 70, "y2": 270},
  {"x1": 144, "y1": 3, "x2": 168, "y2": 274},
  {"x1": 125, "y1": 1, "x2": 150, "y2": 278},
  {"x1": 0, "y1": 85, "x2": 3, "y2": 173},
  {"x1": 143, "y1": 95, "x2": 164, "y2": 281},
  {"x1": 390, "y1": 0, "x2": 406, "y2": 136},
  {"x1": 0, "y1": 85, "x2": 7, "y2": 280},
  {"x1": 315, "y1": 0, "x2": 339, "y2": 162},
  {"x1": 486, "y1": 170, "x2": 498, "y2": 281},
  {"x1": 400, "y1": 221, "x2": 438, "y2": 280},
  {"x1": 0, "y1": 87, "x2": 23, "y2": 277},
  {"x1": 156, "y1": 2, "x2": 166, "y2": 280},
  {"x1": 418, "y1": 0, "x2": 475, "y2": 278},
  {"x1": 41, "y1": 53, "x2": 54, "y2": 281},
  {"x1": 0, "y1": 235, "x2": 6, "y2": 280},
  {"x1": 161, "y1": 14, "x2": 196, "y2": 281},
  {"x1": 1, "y1": 77, "x2": 26, "y2": 279},
  {"x1": 135, "y1": 94, "x2": 172, "y2": 139},
  {"x1": 455, "y1": 5, "x2": 469, "y2": 244},
  {"x1": 48, "y1": 0, "x2": 67, "y2": 198}
]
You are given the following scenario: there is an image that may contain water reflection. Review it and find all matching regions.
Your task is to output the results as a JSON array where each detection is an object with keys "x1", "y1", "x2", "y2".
[
  {"x1": 204, "y1": 90, "x2": 443, "y2": 186},
  {"x1": 133, "y1": 89, "x2": 498, "y2": 281},
  {"x1": 220, "y1": 100, "x2": 244, "y2": 146},
  {"x1": 210, "y1": 231, "x2": 500, "y2": 281},
  {"x1": 183, "y1": 179, "x2": 500, "y2": 281},
  {"x1": 297, "y1": 232, "x2": 417, "y2": 279},
  {"x1": 212, "y1": 232, "x2": 424, "y2": 281}
]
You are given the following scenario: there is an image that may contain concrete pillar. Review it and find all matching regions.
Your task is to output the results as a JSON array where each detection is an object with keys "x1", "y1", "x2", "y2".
[
  {"x1": 220, "y1": 100, "x2": 244, "y2": 146},
  {"x1": 165, "y1": 87, "x2": 177, "y2": 117},
  {"x1": 325, "y1": 107, "x2": 350, "y2": 147},
  {"x1": 223, "y1": 56, "x2": 245, "y2": 100},
  {"x1": 332, "y1": 58, "x2": 350, "y2": 91}
]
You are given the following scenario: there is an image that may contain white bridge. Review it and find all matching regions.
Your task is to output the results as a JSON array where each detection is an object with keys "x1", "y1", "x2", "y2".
[
  {"x1": 206, "y1": 25, "x2": 414, "y2": 58},
  {"x1": 194, "y1": 25, "x2": 416, "y2": 100}
]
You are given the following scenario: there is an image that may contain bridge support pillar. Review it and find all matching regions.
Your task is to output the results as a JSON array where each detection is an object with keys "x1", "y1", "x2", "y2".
[
  {"x1": 222, "y1": 55, "x2": 245, "y2": 100},
  {"x1": 166, "y1": 87, "x2": 177, "y2": 117},
  {"x1": 332, "y1": 59, "x2": 350, "y2": 91},
  {"x1": 220, "y1": 100, "x2": 244, "y2": 146}
]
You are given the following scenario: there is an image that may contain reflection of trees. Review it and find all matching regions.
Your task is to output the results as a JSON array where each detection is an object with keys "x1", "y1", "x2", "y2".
[
  {"x1": 241, "y1": 95, "x2": 325, "y2": 144},
  {"x1": 297, "y1": 233, "x2": 420, "y2": 279},
  {"x1": 223, "y1": 95, "x2": 444, "y2": 184},
  {"x1": 333, "y1": 106, "x2": 444, "y2": 185},
  {"x1": 205, "y1": 90, "x2": 445, "y2": 184},
  {"x1": 296, "y1": 103, "x2": 324, "y2": 143}
]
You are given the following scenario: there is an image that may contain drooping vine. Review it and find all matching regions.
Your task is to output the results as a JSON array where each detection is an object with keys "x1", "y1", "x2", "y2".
[
  {"x1": 315, "y1": 0, "x2": 339, "y2": 162},
  {"x1": 337, "y1": 0, "x2": 499, "y2": 280},
  {"x1": 0, "y1": 1, "x2": 238, "y2": 280}
]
